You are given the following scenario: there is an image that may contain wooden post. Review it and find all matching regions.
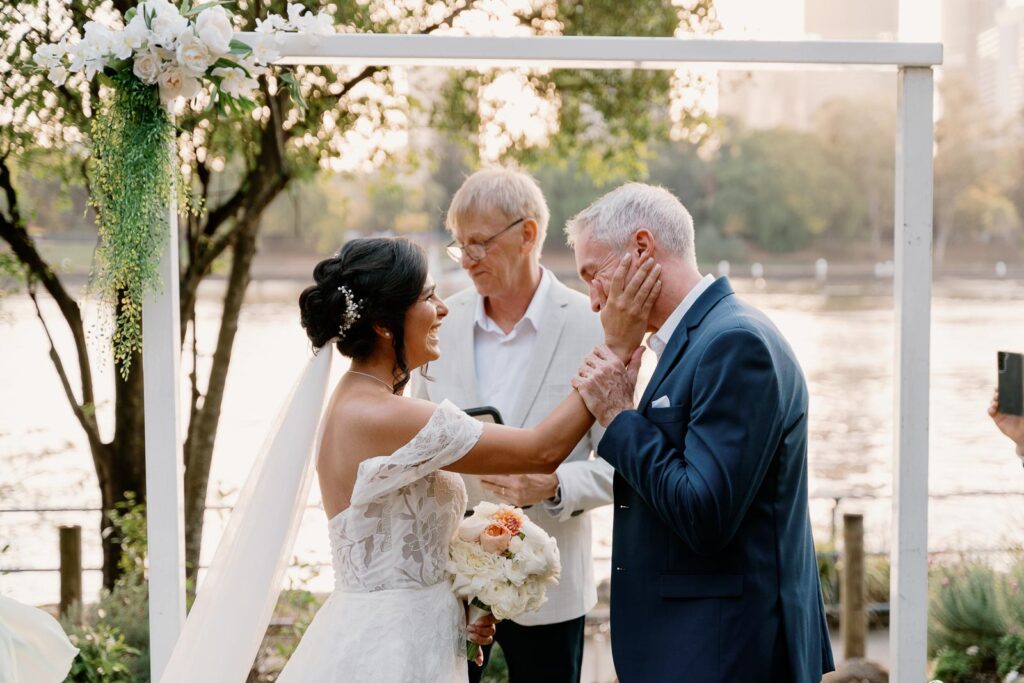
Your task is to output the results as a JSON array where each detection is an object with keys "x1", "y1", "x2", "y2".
[
  {"x1": 841, "y1": 513, "x2": 866, "y2": 660},
  {"x1": 59, "y1": 525, "x2": 82, "y2": 620}
]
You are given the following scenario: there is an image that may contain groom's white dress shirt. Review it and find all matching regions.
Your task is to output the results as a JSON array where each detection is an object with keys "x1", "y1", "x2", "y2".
[
  {"x1": 649, "y1": 274, "x2": 716, "y2": 360},
  {"x1": 413, "y1": 267, "x2": 613, "y2": 626}
]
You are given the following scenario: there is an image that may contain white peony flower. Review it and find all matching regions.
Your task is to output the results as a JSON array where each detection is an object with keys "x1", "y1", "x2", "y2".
[
  {"x1": 82, "y1": 21, "x2": 115, "y2": 54},
  {"x1": 212, "y1": 66, "x2": 258, "y2": 99},
  {"x1": 195, "y1": 6, "x2": 233, "y2": 56},
  {"x1": 47, "y1": 65, "x2": 69, "y2": 87},
  {"x1": 176, "y1": 30, "x2": 214, "y2": 76},
  {"x1": 132, "y1": 50, "x2": 162, "y2": 85},
  {"x1": 158, "y1": 64, "x2": 201, "y2": 105}
]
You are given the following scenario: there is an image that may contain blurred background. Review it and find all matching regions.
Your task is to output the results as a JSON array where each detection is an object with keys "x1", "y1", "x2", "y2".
[{"x1": 2, "y1": 0, "x2": 1024, "y2": 680}]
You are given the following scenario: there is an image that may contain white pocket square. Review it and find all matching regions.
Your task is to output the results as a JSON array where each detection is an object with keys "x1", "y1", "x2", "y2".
[{"x1": 651, "y1": 395, "x2": 671, "y2": 408}]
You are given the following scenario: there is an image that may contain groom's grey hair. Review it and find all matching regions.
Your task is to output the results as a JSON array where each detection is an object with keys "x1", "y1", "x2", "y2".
[
  {"x1": 446, "y1": 166, "x2": 550, "y2": 257},
  {"x1": 565, "y1": 183, "x2": 696, "y2": 265}
]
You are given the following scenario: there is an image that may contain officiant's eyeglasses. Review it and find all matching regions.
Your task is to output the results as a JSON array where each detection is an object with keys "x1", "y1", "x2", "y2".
[{"x1": 446, "y1": 217, "x2": 526, "y2": 263}]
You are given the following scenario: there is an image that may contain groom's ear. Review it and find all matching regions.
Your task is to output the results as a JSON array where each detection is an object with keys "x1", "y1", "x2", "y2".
[
  {"x1": 633, "y1": 229, "x2": 655, "y2": 259},
  {"x1": 520, "y1": 219, "x2": 539, "y2": 254}
]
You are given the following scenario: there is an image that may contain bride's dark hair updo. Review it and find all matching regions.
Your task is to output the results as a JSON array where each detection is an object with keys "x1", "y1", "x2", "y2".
[{"x1": 299, "y1": 237, "x2": 428, "y2": 392}]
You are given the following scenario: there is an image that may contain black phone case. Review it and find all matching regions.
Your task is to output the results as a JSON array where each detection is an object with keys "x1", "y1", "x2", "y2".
[
  {"x1": 464, "y1": 406, "x2": 504, "y2": 424},
  {"x1": 998, "y1": 351, "x2": 1024, "y2": 417}
]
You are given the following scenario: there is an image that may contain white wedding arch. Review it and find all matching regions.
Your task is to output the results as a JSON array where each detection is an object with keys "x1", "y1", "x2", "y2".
[{"x1": 141, "y1": 33, "x2": 942, "y2": 681}]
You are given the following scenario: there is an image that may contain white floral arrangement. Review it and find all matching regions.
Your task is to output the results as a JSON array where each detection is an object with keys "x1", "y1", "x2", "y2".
[
  {"x1": 448, "y1": 502, "x2": 561, "y2": 660},
  {"x1": 30, "y1": 0, "x2": 333, "y2": 108}
]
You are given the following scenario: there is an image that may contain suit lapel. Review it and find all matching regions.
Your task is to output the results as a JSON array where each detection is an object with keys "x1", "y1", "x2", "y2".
[
  {"x1": 638, "y1": 277, "x2": 735, "y2": 408},
  {"x1": 504, "y1": 277, "x2": 570, "y2": 427}
]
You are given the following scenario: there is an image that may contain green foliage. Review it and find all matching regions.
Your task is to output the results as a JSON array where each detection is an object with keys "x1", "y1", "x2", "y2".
[
  {"x1": 87, "y1": 73, "x2": 179, "y2": 379},
  {"x1": 997, "y1": 634, "x2": 1024, "y2": 679},
  {"x1": 932, "y1": 645, "x2": 994, "y2": 683},
  {"x1": 480, "y1": 642, "x2": 510, "y2": 683},
  {"x1": 65, "y1": 621, "x2": 141, "y2": 683},
  {"x1": 929, "y1": 562, "x2": 1009, "y2": 657},
  {"x1": 712, "y1": 125, "x2": 863, "y2": 251},
  {"x1": 63, "y1": 494, "x2": 150, "y2": 682}
]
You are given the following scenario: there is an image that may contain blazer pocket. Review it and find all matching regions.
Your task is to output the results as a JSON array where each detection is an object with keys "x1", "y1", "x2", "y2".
[
  {"x1": 644, "y1": 405, "x2": 689, "y2": 423},
  {"x1": 659, "y1": 573, "x2": 743, "y2": 599}
]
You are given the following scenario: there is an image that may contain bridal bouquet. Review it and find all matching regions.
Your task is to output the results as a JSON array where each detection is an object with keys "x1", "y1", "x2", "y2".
[{"x1": 448, "y1": 502, "x2": 561, "y2": 660}]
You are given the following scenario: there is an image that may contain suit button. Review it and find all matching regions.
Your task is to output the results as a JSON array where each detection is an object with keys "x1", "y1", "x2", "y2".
[
  {"x1": 618, "y1": 504, "x2": 630, "y2": 510},
  {"x1": 615, "y1": 566, "x2": 625, "y2": 572}
]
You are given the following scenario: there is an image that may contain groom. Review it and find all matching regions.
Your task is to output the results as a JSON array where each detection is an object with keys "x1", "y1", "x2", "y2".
[{"x1": 569, "y1": 184, "x2": 834, "y2": 683}]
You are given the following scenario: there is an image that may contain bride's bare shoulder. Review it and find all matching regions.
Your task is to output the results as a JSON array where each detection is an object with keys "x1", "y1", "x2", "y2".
[{"x1": 327, "y1": 393, "x2": 440, "y2": 453}]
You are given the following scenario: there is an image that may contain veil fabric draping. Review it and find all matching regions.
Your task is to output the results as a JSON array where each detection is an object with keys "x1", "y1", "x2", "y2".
[{"x1": 159, "y1": 346, "x2": 333, "y2": 682}]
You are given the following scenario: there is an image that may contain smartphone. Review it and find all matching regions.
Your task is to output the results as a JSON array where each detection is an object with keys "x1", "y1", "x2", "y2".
[
  {"x1": 465, "y1": 406, "x2": 504, "y2": 425},
  {"x1": 998, "y1": 351, "x2": 1024, "y2": 416}
]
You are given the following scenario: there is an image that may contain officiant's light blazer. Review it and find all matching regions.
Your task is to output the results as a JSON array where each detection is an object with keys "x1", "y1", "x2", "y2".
[{"x1": 413, "y1": 272, "x2": 613, "y2": 626}]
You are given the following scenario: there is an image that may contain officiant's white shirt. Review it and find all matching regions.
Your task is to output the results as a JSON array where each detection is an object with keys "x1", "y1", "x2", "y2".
[
  {"x1": 649, "y1": 274, "x2": 716, "y2": 360},
  {"x1": 473, "y1": 268, "x2": 552, "y2": 413}
]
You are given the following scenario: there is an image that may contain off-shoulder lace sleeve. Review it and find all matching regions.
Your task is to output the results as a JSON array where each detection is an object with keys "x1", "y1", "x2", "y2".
[{"x1": 349, "y1": 399, "x2": 482, "y2": 506}]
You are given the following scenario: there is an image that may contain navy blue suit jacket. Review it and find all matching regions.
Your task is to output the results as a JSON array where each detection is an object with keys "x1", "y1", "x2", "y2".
[{"x1": 598, "y1": 277, "x2": 834, "y2": 683}]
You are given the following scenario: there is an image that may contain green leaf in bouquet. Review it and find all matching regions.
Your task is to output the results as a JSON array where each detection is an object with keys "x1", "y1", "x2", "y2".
[
  {"x1": 178, "y1": 0, "x2": 192, "y2": 16},
  {"x1": 125, "y1": 7, "x2": 137, "y2": 22},
  {"x1": 229, "y1": 38, "x2": 254, "y2": 55}
]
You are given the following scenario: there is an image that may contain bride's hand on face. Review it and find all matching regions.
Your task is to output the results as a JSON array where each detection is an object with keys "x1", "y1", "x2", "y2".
[{"x1": 598, "y1": 253, "x2": 662, "y2": 362}]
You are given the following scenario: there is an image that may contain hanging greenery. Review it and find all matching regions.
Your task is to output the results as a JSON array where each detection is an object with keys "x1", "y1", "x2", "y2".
[
  {"x1": 30, "y1": 0, "x2": 332, "y2": 377},
  {"x1": 89, "y1": 72, "x2": 183, "y2": 377}
]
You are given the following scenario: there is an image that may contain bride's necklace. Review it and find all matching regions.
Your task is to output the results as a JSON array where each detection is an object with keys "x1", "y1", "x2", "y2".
[{"x1": 346, "y1": 370, "x2": 394, "y2": 392}]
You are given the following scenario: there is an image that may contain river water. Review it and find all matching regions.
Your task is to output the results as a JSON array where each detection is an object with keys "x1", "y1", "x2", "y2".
[{"x1": 2, "y1": 275, "x2": 1023, "y2": 605}]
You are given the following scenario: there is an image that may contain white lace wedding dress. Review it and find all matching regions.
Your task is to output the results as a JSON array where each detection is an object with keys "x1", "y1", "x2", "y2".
[{"x1": 277, "y1": 399, "x2": 483, "y2": 683}]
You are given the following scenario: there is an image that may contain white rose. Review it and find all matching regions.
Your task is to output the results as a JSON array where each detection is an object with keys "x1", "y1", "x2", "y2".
[
  {"x1": 47, "y1": 65, "x2": 69, "y2": 87},
  {"x1": 447, "y1": 540, "x2": 505, "y2": 599},
  {"x1": 176, "y1": 30, "x2": 214, "y2": 76},
  {"x1": 196, "y1": 6, "x2": 233, "y2": 56},
  {"x1": 212, "y1": 66, "x2": 257, "y2": 99},
  {"x1": 132, "y1": 50, "x2": 161, "y2": 85},
  {"x1": 158, "y1": 64, "x2": 201, "y2": 105},
  {"x1": 457, "y1": 515, "x2": 491, "y2": 543}
]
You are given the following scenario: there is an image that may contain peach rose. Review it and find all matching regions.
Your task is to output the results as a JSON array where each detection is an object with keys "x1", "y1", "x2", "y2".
[{"x1": 479, "y1": 524, "x2": 512, "y2": 554}]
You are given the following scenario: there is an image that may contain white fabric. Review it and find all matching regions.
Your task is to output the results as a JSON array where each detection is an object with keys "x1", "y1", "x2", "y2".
[
  {"x1": 648, "y1": 273, "x2": 716, "y2": 359},
  {"x1": 412, "y1": 274, "x2": 613, "y2": 626},
  {"x1": 278, "y1": 399, "x2": 482, "y2": 682},
  {"x1": 473, "y1": 267, "x2": 551, "y2": 411},
  {"x1": 159, "y1": 346, "x2": 333, "y2": 683},
  {"x1": 0, "y1": 594, "x2": 78, "y2": 683}
]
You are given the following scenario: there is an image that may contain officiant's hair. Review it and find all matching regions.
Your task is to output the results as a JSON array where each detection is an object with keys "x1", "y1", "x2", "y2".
[
  {"x1": 299, "y1": 237, "x2": 428, "y2": 392},
  {"x1": 446, "y1": 166, "x2": 550, "y2": 257},
  {"x1": 565, "y1": 183, "x2": 696, "y2": 266}
]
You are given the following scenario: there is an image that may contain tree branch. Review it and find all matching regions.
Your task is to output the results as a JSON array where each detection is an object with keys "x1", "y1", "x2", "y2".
[
  {"x1": 0, "y1": 155, "x2": 96, "y2": 411},
  {"x1": 27, "y1": 281, "x2": 103, "y2": 451}
]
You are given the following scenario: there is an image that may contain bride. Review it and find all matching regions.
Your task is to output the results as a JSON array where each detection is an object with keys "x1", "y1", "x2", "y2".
[{"x1": 159, "y1": 237, "x2": 658, "y2": 682}]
